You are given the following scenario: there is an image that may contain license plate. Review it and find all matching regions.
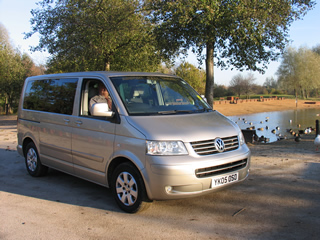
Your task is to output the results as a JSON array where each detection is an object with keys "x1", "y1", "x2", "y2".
[{"x1": 212, "y1": 172, "x2": 239, "y2": 187}]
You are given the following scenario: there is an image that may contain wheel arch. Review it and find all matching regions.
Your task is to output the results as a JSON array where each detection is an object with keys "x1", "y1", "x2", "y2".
[
  {"x1": 22, "y1": 137, "x2": 36, "y2": 157},
  {"x1": 107, "y1": 156, "x2": 152, "y2": 202},
  {"x1": 107, "y1": 157, "x2": 130, "y2": 186}
]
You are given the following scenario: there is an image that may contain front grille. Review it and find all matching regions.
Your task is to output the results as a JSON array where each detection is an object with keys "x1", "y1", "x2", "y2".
[
  {"x1": 195, "y1": 159, "x2": 248, "y2": 178},
  {"x1": 191, "y1": 136, "x2": 239, "y2": 156}
]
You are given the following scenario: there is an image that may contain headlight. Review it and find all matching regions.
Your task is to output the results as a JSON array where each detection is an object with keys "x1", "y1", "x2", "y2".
[
  {"x1": 239, "y1": 132, "x2": 245, "y2": 145},
  {"x1": 146, "y1": 141, "x2": 188, "y2": 155}
]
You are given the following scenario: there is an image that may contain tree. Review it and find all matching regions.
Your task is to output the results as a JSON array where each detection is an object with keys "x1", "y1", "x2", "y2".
[
  {"x1": 214, "y1": 84, "x2": 234, "y2": 98},
  {"x1": 229, "y1": 74, "x2": 245, "y2": 97},
  {"x1": 175, "y1": 62, "x2": 206, "y2": 94},
  {"x1": 263, "y1": 76, "x2": 278, "y2": 94},
  {"x1": 0, "y1": 24, "x2": 22, "y2": 113},
  {"x1": 0, "y1": 23, "x2": 10, "y2": 49},
  {"x1": 277, "y1": 46, "x2": 320, "y2": 98},
  {"x1": 0, "y1": 24, "x2": 39, "y2": 114},
  {"x1": 296, "y1": 48, "x2": 320, "y2": 98},
  {"x1": 157, "y1": 63, "x2": 175, "y2": 75},
  {"x1": 26, "y1": 0, "x2": 163, "y2": 73},
  {"x1": 0, "y1": 51, "x2": 37, "y2": 114},
  {"x1": 242, "y1": 73, "x2": 256, "y2": 99},
  {"x1": 312, "y1": 45, "x2": 320, "y2": 56},
  {"x1": 146, "y1": 0, "x2": 316, "y2": 107},
  {"x1": 277, "y1": 47, "x2": 299, "y2": 97},
  {"x1": 229, "y1": 73, "x2": 255, "y2": 98},
  {"x1": 251, "y1": 84, "x2": 268, "y2": 95}
]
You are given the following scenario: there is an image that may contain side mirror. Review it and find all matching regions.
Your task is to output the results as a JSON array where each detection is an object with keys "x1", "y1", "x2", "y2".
[{"x1": 91, "y1": 103, "x2": 114, "y2": 117}]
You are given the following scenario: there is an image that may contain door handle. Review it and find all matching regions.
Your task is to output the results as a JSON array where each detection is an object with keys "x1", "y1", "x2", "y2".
[
  {"x1": 63, "y1": 118, "x2": 70, "y2": 124},
  {"x1": 75, "y1": 120, "x2": 83, "y2": 126}
]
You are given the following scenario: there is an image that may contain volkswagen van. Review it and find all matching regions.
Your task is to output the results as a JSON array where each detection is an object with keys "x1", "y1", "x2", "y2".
[{"x1": 17, "y1": 71, "x2": 250, "y2": 213}]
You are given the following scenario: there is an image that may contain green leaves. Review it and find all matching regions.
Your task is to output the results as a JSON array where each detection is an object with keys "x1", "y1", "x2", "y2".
[
  {"x1": 24, "y1": 0, "x2": 316, "y2": 104},
  {"x1": 27, "y1": 0, "x2": 163, "y2": 72},
  {"x1": 0, "y1": 24, "x2": 33, "y2": 113},
  {"x1": 175, "y1": 62, "x2": 206, "y2": 94},
  {"x1": 147, "y1": 0, "x2": 315, "y2": 105},
  {"x1": 277, "y1": 46, "x2": 320, "y2": 98}
]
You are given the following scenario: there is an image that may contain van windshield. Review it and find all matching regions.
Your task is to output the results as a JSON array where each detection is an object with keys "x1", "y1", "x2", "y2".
[{"x1": 110, "y1": 76, "x2": 212, "y2": 115}]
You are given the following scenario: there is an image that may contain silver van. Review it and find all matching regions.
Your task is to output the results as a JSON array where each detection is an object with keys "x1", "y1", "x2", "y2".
[{"x1": 17, "y1": 71, "x2": 250, "y2": 213}]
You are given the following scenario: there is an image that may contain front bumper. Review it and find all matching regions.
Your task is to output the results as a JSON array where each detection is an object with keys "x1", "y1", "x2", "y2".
[{"x1": 143, "y1": 145, "x2": 251, "y2": 200}]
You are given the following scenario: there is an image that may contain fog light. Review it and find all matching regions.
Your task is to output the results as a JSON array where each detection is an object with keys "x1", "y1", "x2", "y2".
[{"x1": 165, "y1": 186, "x2": 172, "y2": 193}]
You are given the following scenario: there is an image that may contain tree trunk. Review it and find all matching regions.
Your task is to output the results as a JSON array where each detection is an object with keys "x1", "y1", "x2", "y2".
[
  {"x1": 5, "y1": 97, "x2": 9, "y2": 115},
  {"x1": 5, "y1": 96, "x2": 10, "y2": 115},
  {"x1": 300, "y1": 87, "x2": 305, "y2": 99},
  {"x1": 105, "y1": 62, "x2": 110, "y2": 71},
  {"x1": 205, "y1": 42, "x2": 214, "y2": 108}
]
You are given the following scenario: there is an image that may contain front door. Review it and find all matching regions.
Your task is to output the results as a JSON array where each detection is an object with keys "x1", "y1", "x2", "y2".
[{"x1": 71, "y1": 78, "x2": 116, "y2": 185}]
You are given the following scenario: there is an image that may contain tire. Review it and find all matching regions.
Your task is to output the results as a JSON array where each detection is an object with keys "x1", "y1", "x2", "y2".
[
  {"x1": 25, "y1": 142, "x2": 48, "y2": 177},
  {"x1": 111, "y1": 162, "x2": 151, "y2": 213}
]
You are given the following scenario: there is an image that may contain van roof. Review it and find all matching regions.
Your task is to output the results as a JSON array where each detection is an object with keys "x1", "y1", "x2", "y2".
[{"x1": 26, "y1": 71, "x2": 178, "y2": 80}]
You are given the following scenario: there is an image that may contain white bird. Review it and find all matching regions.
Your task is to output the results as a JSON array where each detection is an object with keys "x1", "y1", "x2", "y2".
[
  {"x1": 315, "y1": 134, "x2": 320, "y2": 151},
  {"x1": 305, "y1": 128, "x2": 312, "y2": 134}
]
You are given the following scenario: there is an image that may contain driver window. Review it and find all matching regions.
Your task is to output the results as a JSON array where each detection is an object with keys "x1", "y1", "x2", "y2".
[{"x1": 80, "y1": 79, "x2": 113, "y2": 117}]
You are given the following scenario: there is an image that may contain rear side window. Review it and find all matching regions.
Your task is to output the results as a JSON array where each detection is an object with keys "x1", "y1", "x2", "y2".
[{"x1": 23, "y1": 78, "x2": 78, "y2": 115}]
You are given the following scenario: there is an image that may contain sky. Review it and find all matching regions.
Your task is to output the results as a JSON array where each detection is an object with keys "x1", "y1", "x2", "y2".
[{"x1": 0, "y1": 0, "x2": 320, "y2": 86}]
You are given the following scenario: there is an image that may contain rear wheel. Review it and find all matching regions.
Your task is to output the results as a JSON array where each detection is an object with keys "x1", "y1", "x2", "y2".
[
  {"x1": 111, "y1": 162, "x2": 151, "y2": 213},
  {"x1": 25, "y1": 142, "x2": 48, "y2": 177}
]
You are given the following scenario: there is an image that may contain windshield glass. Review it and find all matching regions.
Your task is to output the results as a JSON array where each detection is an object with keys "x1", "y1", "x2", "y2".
[{"x1": 110, "y1": 76, "x2": 212, "y2": 115}]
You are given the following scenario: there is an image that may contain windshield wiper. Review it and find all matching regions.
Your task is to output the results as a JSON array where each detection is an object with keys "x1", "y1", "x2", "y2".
[
  {"x1": 175, "y1": 110, "x2": 194, "y2": 114},
  {"x1": 195, "y1": 108, "x2": 211, "y2": 112},
  {"x1": 157, "y1": 110, "x2": 194, "y2": 115},
  {"x1": 157, "y1": 110, "x2": 178, "y2": 115}
]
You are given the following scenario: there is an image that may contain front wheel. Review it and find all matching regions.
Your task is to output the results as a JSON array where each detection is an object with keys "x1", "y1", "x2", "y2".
[
  {"x1": 25, "y1": 142, "x2": 48, "y2": 177},
  {"x1": 111, "y1": 162, "x2": 151, "y2": 213}
]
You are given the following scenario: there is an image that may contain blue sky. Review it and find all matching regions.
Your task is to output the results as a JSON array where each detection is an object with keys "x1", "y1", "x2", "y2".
[{"x1": 0, "y1": 0, "x2": 319, "y2": 86}]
